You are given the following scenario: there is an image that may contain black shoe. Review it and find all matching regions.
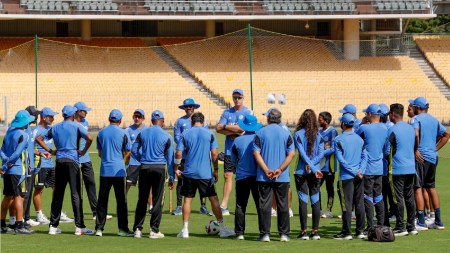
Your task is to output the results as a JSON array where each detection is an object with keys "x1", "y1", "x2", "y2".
[
  {"x1": 393, "y1": 228, "x2": 408, "y2": 236},
  {"x1": 1, "y1": 226, "x2": 15, "y2": 234},
  {"x1": 354, "y1": 232, "x2": 366, "y2": 239},
  {"x1": 297, "y1": 231, "x2": 309, "y2": 240},
  {"x1": 23, "y1": 221, "x2": 30, "y2": 229},
  {"x1": 333, "y1": 233, "x2": 353, "y2": 240},
  {"x1": 148, "y1": 208, "x2": 153, "y2": 215},
  {"x1": 15, "y1": 227, "x2": 35, "y2": 234},
  {"x1": 309, "y1": 231, "x2": 320, "y2": 240}
]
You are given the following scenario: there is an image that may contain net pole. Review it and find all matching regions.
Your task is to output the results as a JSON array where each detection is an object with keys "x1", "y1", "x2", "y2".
[
  {"x1": 35, "y1": 34, "x2": 38, "y2": 108},
  {"x1": 247, "y1": 24, "x2": 254, "y2": 110},
  {"x1": 4, "y1": 96, "x2": 8, "y2": 131}
]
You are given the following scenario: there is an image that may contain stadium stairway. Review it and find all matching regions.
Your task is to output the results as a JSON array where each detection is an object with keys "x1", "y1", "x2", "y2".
[
  {"x1": 152, "y1": 47, "x2": 228, "y2": 110},
  {"x1": 408, "y1": 45, "x2": 450, "y2": 100}
]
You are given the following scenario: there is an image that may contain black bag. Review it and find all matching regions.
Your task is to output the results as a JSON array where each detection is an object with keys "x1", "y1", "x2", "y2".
[{"x1": 367, "y1": 226, "x2": 395, "y2": 242}]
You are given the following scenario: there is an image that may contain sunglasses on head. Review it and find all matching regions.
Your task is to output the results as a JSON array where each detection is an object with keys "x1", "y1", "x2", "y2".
[
  {"x1": 184, "y1": 105, "x2": 194, "y2": 109},
  {"x1": 233, "y1": 96, "x2": 243, "y2": 100}
]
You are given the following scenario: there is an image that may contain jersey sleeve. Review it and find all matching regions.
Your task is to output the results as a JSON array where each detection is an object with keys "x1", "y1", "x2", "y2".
[
  {"x1": 218, "y1": 110, "x2": 228, "y2": 125},
  {"x1": 210, "y1": 132, "x2": 219, "y2": 150}
]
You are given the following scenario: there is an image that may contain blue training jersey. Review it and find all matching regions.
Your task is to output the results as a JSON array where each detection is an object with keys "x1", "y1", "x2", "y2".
[
  {"x1": 231, "y1": 133, "x2": 257, "y2": 181},
  {"x1": 132, "y1": 125, "x2": 174, "y2": 181},
  {"x1": 333, "y1": 131, "x2": 367, "y2": 180},
  {"x1": 1, "y1": 128, "x2": 29, "y2": 176},
  {"x1": 412, "y1": 113, "x2": 446, "y2": 165},
  {"x1": 77, "y1": 119, "x2": 90, "y2": 163},
  {"x1": 384, "y1": 121, "x2": 415, "y2": 175},
  {"x1": 46, "y1": 120, "x2": 89, "y2": 164},
  {"x1": 174, "y1": 115, "x2": 208, "y2": 159},
  {"x1": 97, "y1": 125, "x2": 131, "y2": 177},
  {"x1": 294, "y1": 129, "x2": 324, "y2": 175},
  {"x1": 356, "y1": 123, "x2": 388, "y2": 176},
  {"x1": 177, "y1": 126, "x2": 218, "y2": 180},
  {"x1": 320, "y1": 126, "x2": 338, "y2": 172},
  {"x1": 25, "y1": 125, "x2": 36, "y2": 171},
  {"x1": 253, "y1": 124, "x2": 294, "y2": 183},
  {"x1": 34, "y1": 125, "x2": 54, "y2": 169},
  {"x1": 218, "y1": 106, "x2": 253, "y2": 156},
  {"x1": 126, "y1": 124, "x2": 147, "y2": 166}
]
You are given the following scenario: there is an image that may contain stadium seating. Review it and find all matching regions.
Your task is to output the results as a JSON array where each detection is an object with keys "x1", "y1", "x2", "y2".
[
  {"x1": 165, "y1": 33, "x2": 450, "y2": 124},
  {"x1": 0, "y1": 38, "x2": 224, "y2": 127},
  {"x1": 262, "y1": 0, "x2": 356, "y2": 14},
  {"x1": 415, "y1": 35, "x2": 450, "y2": 88},
  {"x1": 143, "y1": 0, "x2": 236, "y2": 14},
  {"x1": 0, "y1": 1, "x2": 3, "y2": 11},
  {"x1": 375, "y1": 0, "x2": 430, "y2": 12}
]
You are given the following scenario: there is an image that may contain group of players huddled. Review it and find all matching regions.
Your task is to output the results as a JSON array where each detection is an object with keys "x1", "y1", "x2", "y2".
[{"x1": 1, "y1": 88, "x2": 449, "y2": 242}]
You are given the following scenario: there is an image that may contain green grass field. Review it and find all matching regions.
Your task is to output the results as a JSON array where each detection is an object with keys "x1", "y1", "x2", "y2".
[{"x1": 1, "y1": 130, "x2": 450, "y2": 253}]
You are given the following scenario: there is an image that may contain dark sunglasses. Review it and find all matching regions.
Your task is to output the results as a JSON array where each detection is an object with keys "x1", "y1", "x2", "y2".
[
  {"x1": 184, "y1": 105, "x2": 194, "y2": 109},
  {"x1": 133, "y1": 114, "x2": 143, "y2": 119},
  {"x1": 233, "y1": 96, "x2": 243, "y2": 100}
]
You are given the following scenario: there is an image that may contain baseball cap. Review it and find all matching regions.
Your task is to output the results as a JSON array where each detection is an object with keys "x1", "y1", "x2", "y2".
[
  {"x1": 74, "y1": 102, "x2": 92, "y2": 112},
  {"x1": 408, "y1": 97, "x2": 428, "y2": 109},
  {"x1": 62, "y1": 105, "x2": 77, "y2": 118},
  {"x1": 363, "y1": 104, "x2": 381, "y2": 115},
  {"x1": 109, "y1": 109, "x2": 123, "y2": 121},
  {"x1": 178, "y1": 98, "x2": 200, "y2": 110},
  {"x1": 11, "y1": 110, "x2": 36, "y2": 128},
  {"x1": 338, "y1": 104, "x2": 357, "y2": 114},
  {"x1": 237, "y1": 115, "x2": 263, "y2": 132},
  {"x1": 25, "y1": 106, "x2": 42, "y2": 117},
  {"x1": 339, "y1": 114, "x2": 355, "y2": 126},
  {"x1": 379, "y1": 104, "x2": 389, "y2": 116},
  {"x1": 151, "y1": 110, "x2": 164, "y2": 120},
  {"x1": 232, "y1": 89, "x2": 244, "y2": 96},
  {"x1": 40, "y1": 107, "x2": 59, "y2": 117},
  {"x1": 262, "y1": 107, "x2": 279, "y2": 116},
  {"x1": 133, "y1": 109, "x2": 145, "y2": 118}
]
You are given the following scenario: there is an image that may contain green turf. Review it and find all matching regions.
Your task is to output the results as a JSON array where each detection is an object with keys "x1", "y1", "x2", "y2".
[{"x1": 1, "y1": 130, "x2": 450, "y2": 253}]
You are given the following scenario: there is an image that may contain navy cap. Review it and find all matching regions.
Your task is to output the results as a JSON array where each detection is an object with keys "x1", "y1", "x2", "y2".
[
  {"x1": 262, "y1": 107, "x2": 279, "y2": 116},
  {"x1": 339, "y1": 104, "x2": 357, "y2": 114},
  {"x1": 339, "y1": 114, "x2": 355, "y2": 125},
  {"x1": 25, "y1": 106, "x2": 42, "y2": 117},
  {"x1": 62, "y1": 105, "x2": 77, "y2": 118},
  {"x1": 237, "y1": 115, "x2": 263, "y2": 132},
  {"x1": 41, "y1": 107, "x2": 59, "y2": 117},
  {"x1": 363, "y1": 104, "x2": 381, "y2": 115},
  {"x1": 232, "y1": 89, "x2": 244, "y2": 96},
  {"x1": 109, "y1": 109, "x2": 123, "y2": 121},
  {"x1": 178, "y1": 98, "x2": 200, "y2": 110},
  {"x1": 133, "y1": 109, "x2": 145, "y2": 118},
  {"x1": 408, "y1": 97, "x2": 428, "y2": 109},
  {"x1": 74, "y1": 102, "x2": 92, "y2": 112},
  {"x1": 151, "y1": 110, "x2": 164, "y2": 120}
]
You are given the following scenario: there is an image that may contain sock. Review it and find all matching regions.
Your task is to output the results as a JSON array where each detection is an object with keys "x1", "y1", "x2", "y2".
[
  {"x1": 36, "y1": 210, "x2": 42, "y2": 215},
  {"x1": 183, "y1": 221, "x2": 188, "y2": 229},
  {"x1": 434, "y1": 208, "x2": 441, "y2": 224},
  {"x1": 417, "y1": 210, "x2": 425, "y2": 225},
  {"x1": 1, "y1": 219, "x2": 6, "y2": 227},
  {"x1": 148, "y1": 205, "x2": 153, "y2": 210},
  {"x1": 16, "y1": 220, "x2": 23, "y2": 229},
  {"x1": 218, "y1": 219, "x2": 224, "y2": 228},
  {"x1": 9, "y1": 216, "x2": 16, "y2": 226}
]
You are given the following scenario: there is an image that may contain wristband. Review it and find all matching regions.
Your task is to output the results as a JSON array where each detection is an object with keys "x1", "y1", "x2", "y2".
[
  {"x1": 223, "y1": 124, "x2": 226, "y2": 130},
  {"x1": 174, "y1": 158, "x2": 181, "y2": 165}
]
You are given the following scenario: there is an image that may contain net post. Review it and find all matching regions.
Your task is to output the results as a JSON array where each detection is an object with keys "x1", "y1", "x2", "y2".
[
  {"x1": 35, "y1": 34, "x2": 38, "y2": 108},
  {"x1": 247, "y1": 24, "x2": 254, "y2": 111}
]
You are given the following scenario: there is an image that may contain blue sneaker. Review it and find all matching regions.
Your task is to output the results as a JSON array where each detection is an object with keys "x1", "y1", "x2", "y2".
[
  {"x1": 172, "y1": 206, "x2": 182, "y2": 216},
  {"x1": 430, "y1": 221, "x2": 445, "y2": 230},
  {"x1": 200, "y1": 205, "x2": 210, "y2": 215},
  {"x1": 415, "y1": 221, "x2": 429, "y2": 232}
]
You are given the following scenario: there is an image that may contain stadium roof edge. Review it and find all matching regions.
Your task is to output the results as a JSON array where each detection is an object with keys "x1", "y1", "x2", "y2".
[{"x1": 0, "y1": 14, "x2": 436, "y2": 21}]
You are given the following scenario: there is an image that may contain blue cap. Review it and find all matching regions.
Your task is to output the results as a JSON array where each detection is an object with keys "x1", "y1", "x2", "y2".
[
  {"x1": 238, "y1": 115, "x2": 263, "y2": 132},
  {"x1": 151, "y1": 110, "x2": 164, "y2": 120},
  {"x1": 11, "y1": 110, "x2": 35, "y2": 128},
  {"x1": 133, "y1": 109, "x2": 145, "y2": 118},
  {"x1": 40, "y1": 107, "x2": 59, "y2": 117},
  {"x1": 339, "y1": 114, "x2": 355, "y2": 126},
  {"x1": 62, "y1": 105, "x2": 77, "y2": 118},
  {"x1": 109, "y1": 109, "x2": 123, "y2": 121},
  {"x1": 178, "y1": 98, "x2": 200, "y2": 110},
  {"x1": 408, "y1": 97, "x2": 428, "y2": 109},
  {"x1": 339, "y1": 104, "x2": 357, "y2": 114},
  {"x1": 262, "y1": 107, "x2": 279, "y2": 116},
  {"x1": 363, "y1": 104, "x2": 381, "y2": 115},
  {"x1": 232, "y1": 89, "x2": 244, "y2": 96},
  {"x1": 74, "y1": 102, "x2": 92, "y2": 112},
  {"x1": 379, "y1": 104, "x2": 389, "y2": 116}
]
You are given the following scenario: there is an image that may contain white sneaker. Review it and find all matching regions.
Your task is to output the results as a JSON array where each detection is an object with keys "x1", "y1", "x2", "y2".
[
  {"x1": 257, "y1": 234, "x2": 270, "y2": 242},
  {"x1": 93, "y1": 215, "x2": 113, "y2": 220},
  {"x1": 95, "y1": 230, "x2": 102, "y2": 237},
  {"x1": 149, "y1": 231, "x2": 165, "y2": 239},
  {"x1": 75, "y1": 227, "x2": 94, "y2": 235},
  {"x1": 416, "y1": 222, "x2": 429, "y2": 232},
  {"x1": 219, "y1": 224, "x2": 235, "y2": 238},
  {"x1": 271, "y1": 208, "x2": 277, "y2": 217},
  {"x1": 289, "y1": 208, "x2": 294, "y2": 218},
  {"x1": 307, "y1": 213, "x2": 312, "y2": 218},
  {"x1": 389, "y1": 215, "x2": 396, "y2": 222},
  {"x1": 221, "y1": 207, "x2": 230, "y2": 216},
  {"x1": 37, "y1": 213, "x2": 50, "y2": 224},
  {"x1": 26, "y1": 219, "x2": 40, "y2": 227},
  {"x1": 48, "y1": 226, "x2": 61, "y2": 235},
  {"x1": 236, "y1": 235, "x2": 245, "y2": 240},
  {"x1": 321, "y1": 210, "x2": 333, "y2": 219},
  {"x1": 430, "y1": 222, "x2": 445, "y2": 230},
  {"x1": 280, "y1": 234, "x2": 290, "y2": 242},
  {"x1": 134, "y1": 229, "x2": 142, "y2": 238},
  {"x1": 408, "y1": 229, "x2": 419, "y2": 236},
  {"x1": 60, "y1": 212, "x2": 74, "y2": 223},
  {"x1": 177, "y1": 228, "x2": 189, "y2": 238}
]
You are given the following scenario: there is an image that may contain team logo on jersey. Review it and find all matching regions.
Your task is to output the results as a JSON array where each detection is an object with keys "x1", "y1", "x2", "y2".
[
  {"x1": 183, "y1": 124, "x2": 186, "y2": 127},
  {"x1": 238, "y1": 115, "x2": 244, "y2": 120}
]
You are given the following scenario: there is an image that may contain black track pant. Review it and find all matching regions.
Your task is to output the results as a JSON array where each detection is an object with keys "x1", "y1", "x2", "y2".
[
  {"x1": 50, "y1": 159, "x2": 85, "y2": 228},
  {"x1": 319, "y1": 171, "x2": 335, "y2": 212},
  {"x1": 23, "y1": 170, "x2": 36, "y2": 221},
  {"x1": 338, "y1": 177, "x2": 365, "y2": 235},
  {"x1": 258, "y1": 182, "x2": 289, "y2": 236},
  {"x1": 295, "y1": 174, "x2": 321, "y2": 230},
  {"x1": 81, "y1": 162, "x2": 98, "y2": 217},
  {"x1": 133, "y1": 165, "x2": 166, "y2": 233},
  {"x1": 382, "y1": 175, "x2": 397, "y2": 226},
  {"x1": 95, "y1": 177, "x2": 128, "y2": 232},
  {"x1": 364, "y1": 175, "x2": 384, "y2": 228},
  {"x1": 392, "y1": 174, "x2": 416, "y2": 232},
  {"x1": 235, "y1": 176, "x2": 260, "y2": 235}
]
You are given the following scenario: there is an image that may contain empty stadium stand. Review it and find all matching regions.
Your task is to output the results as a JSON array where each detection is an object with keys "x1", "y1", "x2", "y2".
[
  {"x1": 415, "y1": 35, "x2": 450, "y2": 88},
  {"x1": 144, "y1": 0, "x2": 236, "y2": 14}
]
